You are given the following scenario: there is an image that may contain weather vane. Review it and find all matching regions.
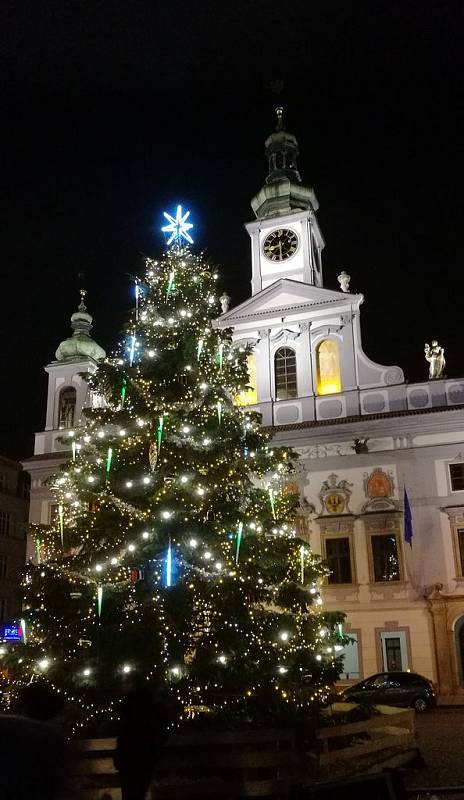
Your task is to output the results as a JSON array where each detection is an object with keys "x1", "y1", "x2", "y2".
[{"x1": 161, "y1": 205, "x2": 194, "y2": 246}]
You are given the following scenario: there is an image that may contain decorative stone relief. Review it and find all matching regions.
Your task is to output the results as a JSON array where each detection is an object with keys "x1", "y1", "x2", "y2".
[
  {"x1": 316, "y1": 515, "x2": 355, "y2": 534},
  {"x1": 270, "y1": 328, "x2": 300, "y2": 343},
  {"x1": 318, "y1": 473, "x2": 353, "y2": 515},
  {"x1": 363, "y1": 512, "x2": 400, "y2": 532},
  {"x1": 362, "y1": 468, "x2": 398, "y2": 512},
  {"x1": 296, "y1": 443, "x2": 352, "y2": 459},
  {"x1": 441, "y1": 506, "x2": 464, "y2": 524},
  {"x1": 384, "y1": 367, "x2": 404, "y2": 386}
]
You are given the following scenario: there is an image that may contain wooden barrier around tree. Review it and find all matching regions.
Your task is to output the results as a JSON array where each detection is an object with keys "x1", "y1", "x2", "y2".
[
  {"x1": 67, "y1": 709, "x2": 417, "y2": 799},
  {"x1": 68, "y1": 729, "x2": 299, "y2": 800}
]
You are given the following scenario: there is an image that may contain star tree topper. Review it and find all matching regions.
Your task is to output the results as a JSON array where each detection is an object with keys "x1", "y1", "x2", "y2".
[{"x1": 162, "y1": 205, "x2": 194, "y2": 245}]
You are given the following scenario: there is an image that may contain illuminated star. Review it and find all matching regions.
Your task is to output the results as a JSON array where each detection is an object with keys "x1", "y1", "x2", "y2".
[{"x1": 161, "y1": 205, "x2": 194, "y2": 245}]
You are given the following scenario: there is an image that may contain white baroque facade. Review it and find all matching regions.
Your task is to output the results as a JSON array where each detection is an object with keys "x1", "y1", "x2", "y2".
[
  {"x1": 216, "y1": 110, "x2": 464, "y2": 701},
  {"x1": 23, "y1": 293, "x2": 106, "y2": 561}
]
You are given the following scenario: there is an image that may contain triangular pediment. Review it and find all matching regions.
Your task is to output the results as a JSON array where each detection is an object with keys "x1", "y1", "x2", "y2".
[{"x1": 218, "y1": 279, "x2": 361, "y2": 323}]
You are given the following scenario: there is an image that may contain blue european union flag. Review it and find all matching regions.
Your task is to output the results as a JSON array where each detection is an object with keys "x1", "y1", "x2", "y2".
[{"x1": 404, "y1": 488, "x2": 413, "y2": 547}]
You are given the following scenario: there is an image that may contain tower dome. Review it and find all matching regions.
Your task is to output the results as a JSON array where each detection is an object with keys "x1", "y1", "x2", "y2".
[
  {"x1": 251, "y1": 107, "x2": 318, "y2": 220},
  {"x1": 55, "y1": 290, "x2": 106, "y2": 363}
]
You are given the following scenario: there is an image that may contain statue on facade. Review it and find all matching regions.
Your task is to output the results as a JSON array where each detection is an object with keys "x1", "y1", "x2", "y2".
[
  {"x1": 337, "y1": 270, "x2": 351, "y2": 293},
  {"x1": 220, "y1": 292, "x2": 230, "y2": 314},
  {"x1": 352, "y1": 437, "x2": 369, "y2": 454},
  {"x1": 424, "y1": 340, "x2": 445, "y2": 380}
]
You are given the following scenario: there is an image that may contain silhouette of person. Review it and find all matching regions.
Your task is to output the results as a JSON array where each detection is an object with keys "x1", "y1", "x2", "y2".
[
  {"x1": 114, "y1": 685, "x2": 169, "y2": 800},
  {"x1": 0, "y1": 681, "x2": 68, "y2": 799}
]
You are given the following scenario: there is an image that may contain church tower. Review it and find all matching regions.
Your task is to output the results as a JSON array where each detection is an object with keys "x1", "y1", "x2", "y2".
[
  {"x1": 216, "y1": 109, "x2": 405, "y2": 427},
  {"x1": 23, "y1": 291, "x2": 106, "y2": 559},
  {"x1": 246, "y1": 107, "x2": 325, "y2": 294}
]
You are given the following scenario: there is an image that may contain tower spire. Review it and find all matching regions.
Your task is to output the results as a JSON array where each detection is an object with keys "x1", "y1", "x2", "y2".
[
  {"x1": 265, "y1": 108, "x2": 301, "y2": 186},
  {"x1": 275, "y1": 105, "x2": 284, "y2": 132}
]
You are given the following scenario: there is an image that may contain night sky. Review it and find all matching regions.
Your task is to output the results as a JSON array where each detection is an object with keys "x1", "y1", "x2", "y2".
[{"x1": 2, "y1": 1, "x2": 463, "y2": 460}]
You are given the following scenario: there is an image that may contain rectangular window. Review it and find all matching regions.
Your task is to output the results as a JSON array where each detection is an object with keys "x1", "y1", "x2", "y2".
[
  {"x1": 0, "y1": 474, "x2": 7, "y2": 491},
  {"x1": 0, "y1": 512, "x2": 10, "y2": 537},
  {"x1": 0, "y1": 598, "x2": 7, "y2": 622},
  {"x1": 339, "y1": 632, "x2": 360, "y2": 680},
  {"x1": 0, "y1": 555, "x2": 7, "y2": 579},
  {"x1": 380, "y1": 630, "x2": 408, "y2": 671},
  {"x1": 325, "y1": 537, "x2": 352, "y2": 584},
  {"x1": 458, "y1": 528, "x2": 464, "y2": 575},
  {"x1": 450, "y1": 463, "x2": 464, "y2": 492},
  {"x1": 371, "y1": 534, "x2": 400, "y2": 582}
]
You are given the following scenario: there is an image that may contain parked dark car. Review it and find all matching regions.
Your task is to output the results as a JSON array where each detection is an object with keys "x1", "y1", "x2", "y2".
[{"x1": 340, "y1": 671, "x2": 436, "y2": 712}]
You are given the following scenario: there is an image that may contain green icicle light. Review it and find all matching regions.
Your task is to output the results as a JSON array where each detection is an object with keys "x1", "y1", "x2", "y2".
[
  {"x1": 300, "y1": 544, "x2": 305, "y2": 584},
  {"x1": 217, "y1": 401, "x2": 222, "y2": 425},
  {"x1": 121, "y1": 378, "x2": 127, "y2": 408},
  {"x1": 166, "y1": 270, "x2": 175, "y2": 298},
  {"x1": 157, "y1": 415, "x2": 164, "y2": 451},
  {"x1": 106, "y1": 447, "x2": 113, "y2": 475},
  {"x1": 197, "y1": 339, "x2": 204, "y2": 360},
  {"x1": 235, "y1": 521, "x2": 244, "y2": 565},
  {"x1": 97, "y1": 585, "x2": 103, "y2": 618}
]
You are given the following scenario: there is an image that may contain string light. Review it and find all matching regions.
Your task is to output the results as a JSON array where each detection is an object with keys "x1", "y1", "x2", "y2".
[{"x1": 16, "y1": 245, "x2": 343, "y2": 733}]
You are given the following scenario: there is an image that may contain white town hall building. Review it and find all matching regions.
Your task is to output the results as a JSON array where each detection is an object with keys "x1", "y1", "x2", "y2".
[{"x1": 24, "y1": 111, "x2": 464, "y2": 702}]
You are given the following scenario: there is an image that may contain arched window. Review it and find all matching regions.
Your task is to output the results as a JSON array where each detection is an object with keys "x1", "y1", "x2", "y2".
[
  {"x1": 58, "y1": 386, "x2": 76, "y2": 429},
  {"x1": 274, "y1": 347, "x2": 297, "y2": 400},
  {"x1": 235, "y1": 354, "x2": 258, "y2": 406},
  {"x1": 316, "y1": 339, "x2": 341, "y2": 395}
]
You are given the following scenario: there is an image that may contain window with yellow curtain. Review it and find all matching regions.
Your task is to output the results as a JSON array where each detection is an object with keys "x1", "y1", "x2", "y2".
[
  {"x1": 316, "y1": 339, "x2": 341, "y2": 395},
  {"x1": 235, "y1": 353, "x2": 258, "y2": 406}
]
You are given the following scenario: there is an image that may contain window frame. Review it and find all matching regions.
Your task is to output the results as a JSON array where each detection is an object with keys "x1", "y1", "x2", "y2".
[
  {"x1": 449, "y1": 463, "x2": 464, "y2": 494},
  {"x1": 0, "y1": 554, "x2": 7, "y2": 579},
  {"x1": 57, "y1": 385, "x2": 77, "y2": 430},
  {"x1": 273, "y1": 346, "x2": 298, "y2": 401},
  {"x1": 367, "y1": 530, "x2": 403, "y2": 584},
  {"x1": 0, "y1": 512, "x2": 10, "y2": 537},
  {"x1": 451, "y1": 523, "x2": 464, "y2": 579},
  {"x1": 315, "y1": 337, "x2": 342, "y2": 396},
  {"x1": 322, "y1": 533, "x2": 356, "y2": 586}
]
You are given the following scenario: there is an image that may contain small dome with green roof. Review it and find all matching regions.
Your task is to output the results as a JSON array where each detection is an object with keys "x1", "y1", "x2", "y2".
[{"x1": 55, "y1": 290, "x2": 106, "y2": 363}]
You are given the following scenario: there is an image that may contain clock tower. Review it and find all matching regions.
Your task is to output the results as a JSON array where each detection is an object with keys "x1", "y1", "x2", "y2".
[{"x1": 246, "y1": 107, "x2": 324, "y2": 294}]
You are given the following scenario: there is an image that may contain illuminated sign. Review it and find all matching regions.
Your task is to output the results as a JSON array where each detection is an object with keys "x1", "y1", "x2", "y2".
[{"x1": 1, "y1": 625, "x2": 22, "y2": 641}]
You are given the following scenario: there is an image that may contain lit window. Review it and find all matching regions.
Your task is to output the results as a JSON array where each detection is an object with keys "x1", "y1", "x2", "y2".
[
  {"x1": 274, "y1": 347, "x2": 297, "y2": 400},
  {"x1": 338, "y1": 632, "x2": 360, "y2": 680},
  {"x1": 316, "y1": 339, "x2": 341, "y2": 395},
  {"x1": 58, "y1": 387, "x2": 76, "y2": 429},
  {"x1": 235, "y1": 354, "x2": 258, "y2": 406},
  {"x1": 450, "y1": 463, "x2": 464, "y2": 492},
  {"x1": 371, "y1": 534, "x2": 400, "y2": 582}
]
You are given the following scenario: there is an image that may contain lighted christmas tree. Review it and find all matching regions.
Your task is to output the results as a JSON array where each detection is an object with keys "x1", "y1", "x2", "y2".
[{"x1": 10, "y1": 217, "x2": 345, "y2": 730}]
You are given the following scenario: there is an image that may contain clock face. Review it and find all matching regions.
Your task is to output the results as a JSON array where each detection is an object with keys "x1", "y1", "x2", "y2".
[{"x1": 262, "y1": 228, "x2": 299, "y2": 262}]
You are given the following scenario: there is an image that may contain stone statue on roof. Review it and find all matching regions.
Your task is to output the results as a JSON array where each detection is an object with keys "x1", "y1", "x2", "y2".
[{"x1": 425, "y1": 340, "x2": 445, "y2": 380}]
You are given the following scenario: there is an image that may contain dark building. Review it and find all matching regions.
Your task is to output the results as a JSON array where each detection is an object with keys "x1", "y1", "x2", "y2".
[{"x1": 0, "y1": 456, "x2": 29, "y2": 623}]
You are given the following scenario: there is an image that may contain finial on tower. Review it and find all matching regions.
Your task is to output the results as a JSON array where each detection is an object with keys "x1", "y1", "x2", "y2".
[
  {"x1": 79, "y1": 288, "x2": 87, "y2": 312},
  {"x1": 275, "y1": 106, "x2": 284, "y2": 131}
]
